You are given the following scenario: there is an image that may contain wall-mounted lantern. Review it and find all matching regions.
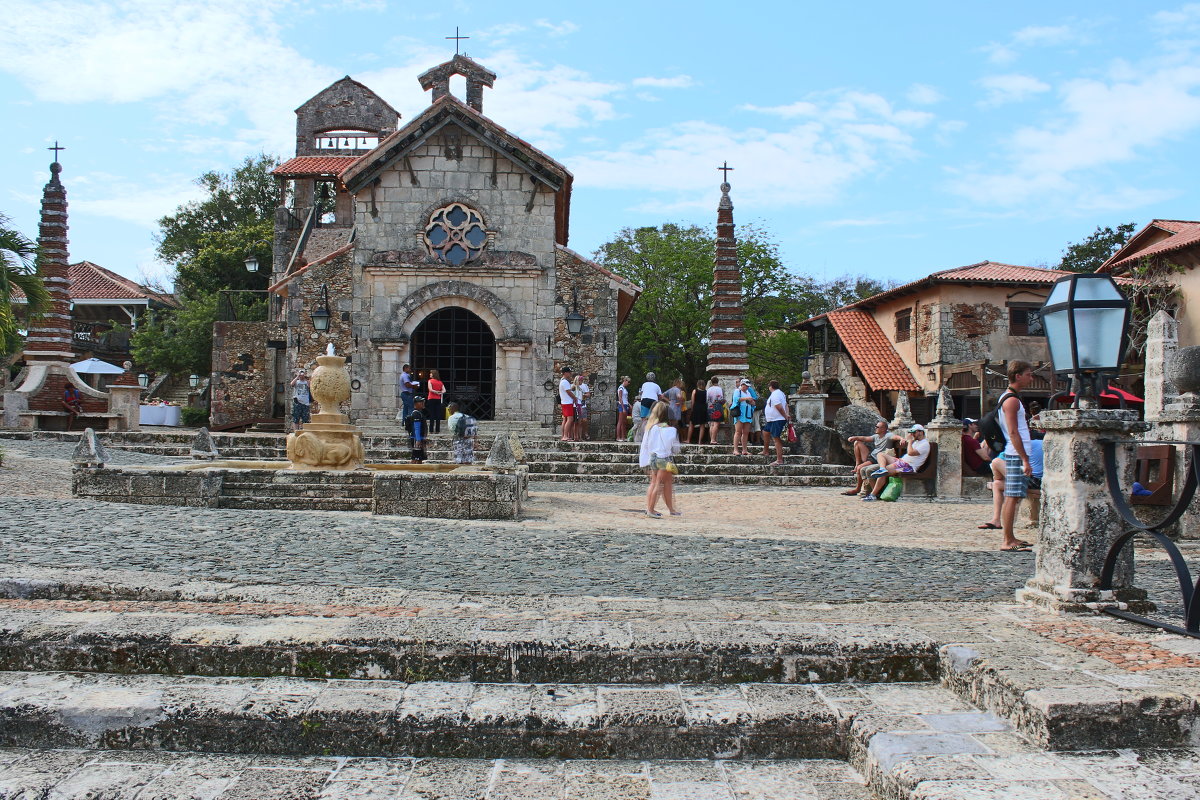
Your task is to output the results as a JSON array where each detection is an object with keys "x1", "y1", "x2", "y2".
[
  {"x1": 311, "y1": 284, "x2": 332, "y2": 332},
  {"x1": 243, "y1": 255, "x2": 260, "y2": 272},
  {"x1": 564, "y1": 288, "x2": 585, "y2": 336},
  {"x1": 188, "y1": 374, "x2": 200, "y2": 389}
]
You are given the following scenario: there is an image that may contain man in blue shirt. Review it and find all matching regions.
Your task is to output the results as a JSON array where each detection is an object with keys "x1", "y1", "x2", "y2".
[{"x1": 409, "y1": 396, "x2": 427, "y2": 463}]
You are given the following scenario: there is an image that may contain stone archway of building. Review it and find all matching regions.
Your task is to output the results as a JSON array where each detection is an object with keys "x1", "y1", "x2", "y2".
[{"x1": 411, "y1": 306, "x2": 496, "y2": 420}]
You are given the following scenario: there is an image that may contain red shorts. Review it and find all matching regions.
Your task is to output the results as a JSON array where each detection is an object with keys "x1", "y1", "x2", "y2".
[{"x1": 561, "y1": 403, "x2": 575, "y2": 417}]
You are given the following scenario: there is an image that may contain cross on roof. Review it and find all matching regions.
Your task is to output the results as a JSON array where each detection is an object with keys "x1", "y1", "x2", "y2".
[
  {"x1": 446, "y1": 27, "x2": 469, "y2": 55},
  {"x1": 718, "y1": 161, "x2": 733, "y2": 181},
  {"x1": 48, "y1": 141, "x2": 65, "y2": 161}
]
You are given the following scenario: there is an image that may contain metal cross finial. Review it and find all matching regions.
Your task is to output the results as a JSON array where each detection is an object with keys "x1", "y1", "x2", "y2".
[
  {"x1": 446, "y1": 27, "x2": 469, "y2": 55},
  {"x1": 48, "y1": 141, "x2": 65, "y2": 161},
  {"x1": 718, "y1": 161, "x2": 734, "y2": 181}
]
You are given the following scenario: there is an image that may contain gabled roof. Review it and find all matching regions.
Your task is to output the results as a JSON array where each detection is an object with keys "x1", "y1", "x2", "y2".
[
  {"x1": 341, "y1": 94, "x2": 571, "y2": 195},
  {"x1": 824, "y1": 310, "x2": 920, "y2": 392},
  {"x1": 295, "y1": 75, "x2": 399, "y2": 119},
  {"x1": 1100, "y1": 219, "x2": 1200, "y2": 274},
  {"x1": 11, "y1": 261, "x2": 178, "y2": 306},
  {"x1": 273, "y1": 157, "x2": 360, "y2": 179}
]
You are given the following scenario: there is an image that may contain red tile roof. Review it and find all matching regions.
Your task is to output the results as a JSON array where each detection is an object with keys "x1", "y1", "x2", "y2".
[
  {"x1": 1100, "y1": 219, "x2": 1200, "y2": 273},
  {"x1": 273, "y1": 156, "x2": 361, "y2": 178},
  {"x1": 11, "y1": 261, "x2": 178, "y2": 306},
  {"x1": 825, "y1": 310, "x2": 921, "y2": 392}
]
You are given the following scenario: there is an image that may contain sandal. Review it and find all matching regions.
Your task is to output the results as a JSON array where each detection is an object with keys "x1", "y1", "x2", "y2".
[
  {"x1": 977, "y1": 523, "x2": 1002, "y2": 530},
  {"x1": 1000, "y1": 544, "x2": 1032, "y2": 552}
]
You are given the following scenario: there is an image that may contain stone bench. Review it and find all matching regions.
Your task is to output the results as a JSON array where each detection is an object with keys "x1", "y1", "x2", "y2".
[
  {"x1": 18, "y1": 410, "x2": 125, "y2": 432},
  {"x1": 896, "y1": 440, "x2": 938, "y2": 498}
]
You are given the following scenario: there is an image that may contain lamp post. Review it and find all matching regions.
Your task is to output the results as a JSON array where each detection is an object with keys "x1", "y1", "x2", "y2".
[
  {"x1": 1040, "y1": 273, "x2": 1131, "y2": 405},
  {"x1": 311, "y1": 284, "x2": 332, "y2": 332},
  {"x1": 137, "y1": 373, "x2": 149, "y2": 389},
  {"x1": 243, "y1": 255, "x2": 260, "y2": 273},
  {"x1": 189, "y1": 374, "x2": 200, "y2": 389}
]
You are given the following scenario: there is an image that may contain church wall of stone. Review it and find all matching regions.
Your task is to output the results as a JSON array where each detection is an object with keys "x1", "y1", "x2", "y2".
[
  {"x1": 553, "y1": 247, "x2": 621, "y2": 438},
  {"x1": 349, "y1": 129, "x2": 560, "y2": 424},
  {"x1": 283, "y1": 251, "x2": 355, "y2": 418},
  {"x1": 210, "y1": 321, "x2": 284, "y2": 427}
]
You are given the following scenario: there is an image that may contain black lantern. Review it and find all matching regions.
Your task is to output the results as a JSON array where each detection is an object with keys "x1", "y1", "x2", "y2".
[
  {"x1": 1040, "y1": 273, "x2": 1131, "y2": 402},
  {"x1": 788, "y1": 383, "x2": 799, "y2": 395},
  {"x1": 188, "y1": 374, "x2": 200, "y2": 389},
  {"x1": 244, "y1": 255, "x2": 259, "y2": 272},
  {"x1": 311, "y1": 284, "x2": 332, "y2": 332},
  {"x1": 564, "y1": 288, "x2": 585, "y2": 336}
]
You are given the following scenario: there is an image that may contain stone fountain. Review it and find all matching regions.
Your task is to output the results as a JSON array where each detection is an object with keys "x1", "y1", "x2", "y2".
[{"x1": 286, "y1": 344, "x2": 365, "y2": 471}]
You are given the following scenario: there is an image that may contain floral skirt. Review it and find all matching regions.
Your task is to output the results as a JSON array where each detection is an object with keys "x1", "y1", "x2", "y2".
[{"x1": 453, "y1": 438, "x2": 475, "y2": 464}]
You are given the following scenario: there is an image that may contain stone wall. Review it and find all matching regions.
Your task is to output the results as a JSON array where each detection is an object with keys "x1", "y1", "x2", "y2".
[
  {"x1": 73, "y1": 465, "x2": 223, "y2": 507},
  {"x1": 373, "y1": 469, "x2": 525, "y2": 519},
  {"x1": 553, "y1": 246, "x2": 621, "y2": 438},
  {"x1": 210, "y1": 321, "x2": 284, "y2": 427},
  {"x1": 283, "y1": 250, "x2": 355, "y2": 417}
]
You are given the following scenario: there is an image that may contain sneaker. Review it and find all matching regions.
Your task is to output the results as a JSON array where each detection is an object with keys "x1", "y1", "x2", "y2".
[
  {"x1": 862, "y1": 494, "x2": 877, "y2": 502},
  {"x1": 869, "y1": 468, "x2": 888, "y2": 478}
]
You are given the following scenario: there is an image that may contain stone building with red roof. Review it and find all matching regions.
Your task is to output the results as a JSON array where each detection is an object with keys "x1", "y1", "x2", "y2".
[
  {"x1": 795, "y1": 261, "x2": 1070, "y2": 422},
  {"x1": 212, "y1": 57, "x2": 640, "y2": 431},
  {"x1": 1098, "y1": 219, "x2": 1200, "y2": 349}
]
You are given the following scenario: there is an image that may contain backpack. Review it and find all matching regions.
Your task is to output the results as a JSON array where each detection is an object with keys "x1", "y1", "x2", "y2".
[
  {"x1": 978, "y1": 391, "x2": 1016, "y2": 452},
  {"x1": 451, "y1": 413, "x2": 468, "y2": 438},
  {"x1": 404, "y1": 412, "x2": 415, "y2": 434}
]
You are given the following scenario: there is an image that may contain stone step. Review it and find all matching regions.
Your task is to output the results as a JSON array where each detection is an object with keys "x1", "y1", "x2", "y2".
[
  {"x1": 0, "y1": 671, "x2": 848, "y2": 760},
  {"x1": 0, "y1": 747, "x2": 871, "y2": 799},
  {"x1": 532, "y1": 474, "x2": 850, "y2": 487},
  {"x1": 0, "y1": 607, "x2": 936, "y2": 685},
  {"x1": 528, "y1": 462, "x2": 846, "y2": 476},
  {"x1": 219, "y1": 498, "x2": 375, "y2": 512}
]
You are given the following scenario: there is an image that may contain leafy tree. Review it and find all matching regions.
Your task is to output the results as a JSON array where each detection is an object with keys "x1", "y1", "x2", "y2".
[
  {"x1": 0, "y1": 213, "x2": 49, "y2": 371},
  {"x1": 1058, "y1": 222, "x2": 1136, "y2": 273},
  {"x1": 173, "y1": 221, "x2": 274, "y2": 299},
  {"x1": 130, "y1": 292, "x2": 267, "y2": 375}
]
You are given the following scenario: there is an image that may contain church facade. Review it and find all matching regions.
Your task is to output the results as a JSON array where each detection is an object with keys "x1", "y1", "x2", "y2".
[{"x1": 210, "y1": 55, "x2": 639, "y2": 434}]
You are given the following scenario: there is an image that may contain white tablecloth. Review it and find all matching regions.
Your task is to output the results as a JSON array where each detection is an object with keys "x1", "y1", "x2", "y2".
[{"x1": 139, "y1": 405, "x2": 182, "y2": 426}]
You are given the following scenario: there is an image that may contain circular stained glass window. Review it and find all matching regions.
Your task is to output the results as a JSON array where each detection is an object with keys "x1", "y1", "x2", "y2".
[{"x1": 423, "y1": 203, "x2": 488, "y2": 265}]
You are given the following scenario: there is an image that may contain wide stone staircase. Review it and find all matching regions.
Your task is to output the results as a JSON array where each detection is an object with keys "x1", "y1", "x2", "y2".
[
  {"x1": 1, "y1": 429, "x2": 856, "y2": 489},
  {"x1": 1, "y1": 571, "x2": 1195, "y2": 798}
]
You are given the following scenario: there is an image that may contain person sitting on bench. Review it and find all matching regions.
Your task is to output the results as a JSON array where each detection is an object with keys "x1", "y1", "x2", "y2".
[
  {"x1": 62, "y1": 385, "x2": 84, "y2": 429},
  {"x1": 862, "y1": 424, "x2": 930, "y2": 502}
]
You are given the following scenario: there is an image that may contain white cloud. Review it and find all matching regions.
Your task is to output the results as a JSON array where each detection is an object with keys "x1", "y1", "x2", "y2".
[
  {"x1": 906, "y1": 84, "x2": 943, "y2": 105},
  {"x1": 69, "y1": 170, "x2": 205, "y2": 229},
  {"x1": 571, "y1": 90, "x2": 933, "y2": 209},
  {"x1": 978, "y1": 73, "x2": 1051, "y2": 106},
  {"x1": 949, "y1": 63, "x2": 1200, "y2": 208},
  {"x1": 981, "y1": 22, "x2": 1089, "y2": 64},
  {"x1": 632, "y1": 75, "x2": 695, "y2": 89},
  {"x1": 534, "y1": 19, "x2": 579, "y2": 36}
]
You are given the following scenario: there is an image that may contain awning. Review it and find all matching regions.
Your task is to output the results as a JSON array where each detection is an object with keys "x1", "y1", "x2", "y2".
[{"x1": 1053, "y1": 385, "x2": 1144, "y2": 408}]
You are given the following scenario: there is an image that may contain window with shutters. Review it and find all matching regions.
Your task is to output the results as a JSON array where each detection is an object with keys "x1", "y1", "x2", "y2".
[{"x1": 894, "y1": 308, "x2": 912, "y2": 342}]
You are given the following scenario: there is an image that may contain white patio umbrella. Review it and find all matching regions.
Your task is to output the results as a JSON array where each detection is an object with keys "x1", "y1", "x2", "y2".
[{"x1": 70, "y1": 357, "x2": 125, "y2": 375}]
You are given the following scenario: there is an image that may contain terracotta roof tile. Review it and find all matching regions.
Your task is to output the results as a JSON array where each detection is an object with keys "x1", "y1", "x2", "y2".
[
  {"x1": 12, "y1": 261, "x2": 177, "y2": 306},
  {"x1": 825, "y1": 310, "x2": 921, "y2": 392},
  {"x1": 1101, "y1": 219, "x2": 1200, "y2": 273},
  {"x1": 273, "y1": 157, "x2": 361, "y2": 178}
]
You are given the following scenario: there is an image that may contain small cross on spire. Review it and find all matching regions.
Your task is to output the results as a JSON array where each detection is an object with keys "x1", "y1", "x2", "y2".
[
  {"x1": 446, "y1": 27, "x2": 469, "y2": 55},
  {"x1": 718, "y1": 161, "x2": 734, "y2": 182},
  {"x1": 48, "y1": 141, "x2": 65, "y2": 161}
]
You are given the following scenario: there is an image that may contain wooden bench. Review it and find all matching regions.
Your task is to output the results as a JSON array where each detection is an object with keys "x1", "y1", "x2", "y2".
[
  {"x1": 895, "y1": 441, "x2": 938, "y2": 498},
  {"x1": 18, "y1": 410, "x2": 125, "y2": 432}
]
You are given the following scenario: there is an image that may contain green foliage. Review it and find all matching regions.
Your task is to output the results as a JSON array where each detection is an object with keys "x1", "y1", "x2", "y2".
[
  {"x1": 0, "y1": 213, "x2": 49, "y2": 358},
  {"x1": 597, "y1": 223, "x2": 889, "y2": 388},
  {"x1": 180, "y1": 407, "x2": 210, "y2": 428},
  {"x1": 1124, "y1": 257, "x2": 1186, "y2": 359},
  {"x1": 130, "y1": 294, "x2": 220, "y2": 375},
  {"x1": 1058, "y1": 222, "x2": 1136, "y2": 273},
  {"x1": 173, "y1": 221, "x2": 273, "y2": 300}
]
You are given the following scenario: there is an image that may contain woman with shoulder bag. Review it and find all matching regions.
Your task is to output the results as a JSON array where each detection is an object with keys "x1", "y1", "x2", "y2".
[
  {"x1": 638, "y1": 400, "x2": 682, "y2": 518},
  {"x1": 687, "y1": 379, "x2": 709, "y2": 444}
]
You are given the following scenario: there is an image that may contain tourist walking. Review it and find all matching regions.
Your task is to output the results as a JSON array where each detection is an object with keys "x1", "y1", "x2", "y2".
[
  {"x1": 762, "y1": 380, "x2": 790, "y2": 466},
  {"x1": 408, "y1": 396, "x2": 427, "y2": 463},
  {"x1": 996, "y1": 361, "x2": 1036, "y2": 551},
  {"x1": 616, "y1": 376, "x2": 632, "y2": 441},
  {"x1": 446, "y1": 401, "x2": 477, "y2": 464},
  {"x1": 638, "y1": 400, "x2": 681, "y2": 518},
  {"x1": 425, "y1": 370, "x2": 445, "y2": 433},
  {"x1": 398, "y1": 363, "x2": 416, "y2": 424},
  {"x1": 705, "y1": 377, "x2": 724, "y2": 444},
  {"x1": 558, "y1": 367, "x2": 576, "y2": 441},
  {"x1": 731, "y1": 378, "x2": 757, "y2": 455},
  {"x1": 289, "y1": 369, "x2": 311, "y2": 431},
  {"x1": 686, "y1": 380, "x2": 709, "y2": 444}
]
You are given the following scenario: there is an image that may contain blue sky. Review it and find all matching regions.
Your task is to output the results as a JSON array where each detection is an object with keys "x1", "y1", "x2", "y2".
[{"x1": 3, "y1": 1, "x2": 1200, "y2": 291}]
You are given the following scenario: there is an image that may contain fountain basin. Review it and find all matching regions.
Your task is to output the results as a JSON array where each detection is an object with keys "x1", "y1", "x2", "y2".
[{"x1": 72, "y1": 461, "x2": 527, "y2": 519}]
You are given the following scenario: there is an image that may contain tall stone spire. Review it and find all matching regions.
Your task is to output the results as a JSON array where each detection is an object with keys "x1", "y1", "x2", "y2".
[
  {"x1": 706, "y1": 171, "x2": 749, "y2": 380},
  {"x1": 23, "y1": 156, "x2": 75, "y2": 363}
]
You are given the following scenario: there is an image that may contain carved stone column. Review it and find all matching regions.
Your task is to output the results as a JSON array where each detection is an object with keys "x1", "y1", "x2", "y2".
[
  {"x1": 1016, "y1": 408, "x2": 1150, "y2": 612},
  {"x1": 889, "y1": 390, "x2": 915, "y2": 432},
  {"x1": 924, "y1": 385, "x2": 962, "y2": 499}
]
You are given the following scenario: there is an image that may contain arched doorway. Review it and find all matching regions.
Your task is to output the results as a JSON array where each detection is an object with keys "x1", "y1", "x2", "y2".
[{"x1": 411, "y1": 307, "x2": 496, "y2": 419}]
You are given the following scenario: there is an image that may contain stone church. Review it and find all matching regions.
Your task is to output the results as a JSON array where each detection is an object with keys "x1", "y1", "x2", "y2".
[{"x1": 210, "y1": 54, "x2": 639, "y2": 434}]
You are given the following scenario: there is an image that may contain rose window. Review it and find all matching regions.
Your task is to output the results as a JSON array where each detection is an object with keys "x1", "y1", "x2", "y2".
[{"x1": 423, "y1": 203, "x2": 488, "y2": 265}]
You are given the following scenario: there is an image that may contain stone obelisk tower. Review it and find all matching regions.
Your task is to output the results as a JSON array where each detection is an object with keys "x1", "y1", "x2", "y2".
[
  {"x1": 706, "y1": 166, "x2": 750, "y2": 402},
  {"x1": 24, "y1": 156, "x2": 76, "y2": 363}
]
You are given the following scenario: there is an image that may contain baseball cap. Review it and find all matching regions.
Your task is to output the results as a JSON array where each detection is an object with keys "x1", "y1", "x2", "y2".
[
  {"x1": 908, "y1": 423, "x2": 925, "y2": 432},
  {"x1": 739, "y1": 378, "x2": 751, "y2": 385},
  {"x1": 962, "y1": 417, "x2": 977, "y2": 426}
]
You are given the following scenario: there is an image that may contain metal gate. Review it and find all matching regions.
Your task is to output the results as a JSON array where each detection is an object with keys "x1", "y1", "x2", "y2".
[{"x1": 411, "y1": 307, "x2": 496, "y2": 420}]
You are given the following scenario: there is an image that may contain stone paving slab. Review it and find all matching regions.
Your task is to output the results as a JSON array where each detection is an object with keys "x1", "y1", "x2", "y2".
[
  {"x1": 0, "y1": 748, "x2": 874, "y2": 800},
  {"x1": 0, "y1": 671, "x2": 849, "y2": 760}
]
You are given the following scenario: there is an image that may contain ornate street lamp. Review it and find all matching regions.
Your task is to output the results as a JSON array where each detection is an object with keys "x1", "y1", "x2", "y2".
[
  {"x1": 137, "y1": 373, "x2": 149, "y2": 389},
  {"x1": 1040, "y1": 273, "x2": 1131, "y2": 405},
  {"x1": 189, "y1": 374, "x2": 200, "y2": 389},
  {"x1": 311, "y1": 284, "x2": 332, "y2": 332}
]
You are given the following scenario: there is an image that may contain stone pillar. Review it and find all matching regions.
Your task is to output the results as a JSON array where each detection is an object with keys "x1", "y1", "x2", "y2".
[
  {"x1": 1016, "y1": 408, "x2": 1150, "y2": 612},
  {"x1": 889, "y1": 390, "x2": 915, "y2": 432},
  {"x1": 1158, "y1": 347, "x2": 1200, "y2": 540},
  {"x1": 107, "y1": 385, "x2": 142, "y2": 431},
  {"x1": 924, "y1": 385, "x2": 962, "y2": 499},
  {"x1": 1144, "y1": 311, "x2": 1179, "y2": 422},
  {"x1": 792, "y1": 392, "x2": 827, "y2": 425}
]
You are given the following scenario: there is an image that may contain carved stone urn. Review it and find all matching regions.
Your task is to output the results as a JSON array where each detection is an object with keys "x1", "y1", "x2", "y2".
[{"x1": 286, "y1": 353, "x2": 365, "y2": 471}]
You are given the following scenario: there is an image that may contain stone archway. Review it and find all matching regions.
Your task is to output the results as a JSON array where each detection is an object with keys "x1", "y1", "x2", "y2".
[
  {"x1": 387, "y1": 280, "x2": 523, "y2": 342},
  {"x1": 411, "y1": 306, "x2": 496, "y2": 419}
]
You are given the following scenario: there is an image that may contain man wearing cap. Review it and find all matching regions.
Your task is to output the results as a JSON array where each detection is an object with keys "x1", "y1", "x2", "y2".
[
  {"x1": 863, "y1": 424, "x2": 931, "y2": 501},
  {"x1": 558, "y1": 367, "x2": 575, "y2": 442},
  {"x1": 961, "y1": 418, "x2": 993, "y2": 477}
]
